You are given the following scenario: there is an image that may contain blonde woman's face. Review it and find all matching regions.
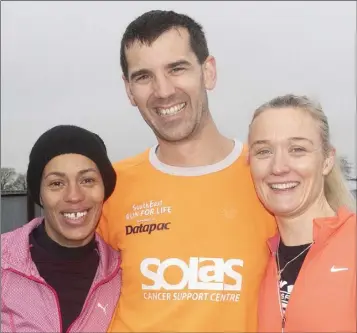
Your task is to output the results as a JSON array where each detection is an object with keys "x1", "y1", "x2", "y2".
[{"x1": 248, "y1": 107, "x2": 334, "y2": 218}]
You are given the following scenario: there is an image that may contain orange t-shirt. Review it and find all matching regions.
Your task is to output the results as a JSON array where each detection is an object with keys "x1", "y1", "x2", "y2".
[{"x1": 98, "y1": 140, "x2": 276, "y2": 332}]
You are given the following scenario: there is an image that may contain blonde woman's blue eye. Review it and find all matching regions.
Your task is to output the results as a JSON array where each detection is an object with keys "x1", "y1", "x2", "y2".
[
  {"x1": 291, "y1": 147, "x2": 306, "y2": 153},
  {"x1": 257, "y1": 149, "x2": 271, "y2": 155}
]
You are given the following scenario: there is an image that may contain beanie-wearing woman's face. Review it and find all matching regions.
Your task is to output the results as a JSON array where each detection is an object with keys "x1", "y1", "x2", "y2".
[{"x1": 40, "y1": 153, "x2": 105, "y2": 247}]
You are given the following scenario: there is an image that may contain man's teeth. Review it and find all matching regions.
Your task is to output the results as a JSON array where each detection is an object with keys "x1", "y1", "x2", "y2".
[
  {"x1": 157, "y1": 102, "x2": 186, "y2": 116},
  {"x1": 270, "y1": 182, "x2": 299, "y2": 190},
  {"x1": 63, "y1": 211, "x2": 88, "y2": 220}
]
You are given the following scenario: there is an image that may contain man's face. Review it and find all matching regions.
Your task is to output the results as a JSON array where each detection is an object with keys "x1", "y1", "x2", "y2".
[{"x1": 123, "y1": 27, "x2": 216, "y2": 143}]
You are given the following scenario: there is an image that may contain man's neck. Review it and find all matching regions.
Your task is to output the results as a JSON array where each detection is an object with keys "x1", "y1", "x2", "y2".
[
  {"x1": 156, "y1": 117, "x2": 234, "y2": 167},
  {"x1": 276, "y1": 195, "x2": 336, "y2": 246}
]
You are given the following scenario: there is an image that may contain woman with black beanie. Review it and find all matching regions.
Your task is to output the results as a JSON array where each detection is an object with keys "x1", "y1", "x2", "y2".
[{"x1": 1, "y1": 125, "x2": 121, "y2": 333}]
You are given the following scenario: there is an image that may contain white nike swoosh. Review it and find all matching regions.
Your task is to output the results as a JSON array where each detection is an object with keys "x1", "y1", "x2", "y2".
[{"x1": 330, "y1": 266, "x2": 348, "y2": 272}]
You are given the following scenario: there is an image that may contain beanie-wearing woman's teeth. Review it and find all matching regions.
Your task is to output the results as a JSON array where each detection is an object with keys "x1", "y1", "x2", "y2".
[
  {"x1": 62, "y1": 210, "x2": 88, "y2": 220},
  {"x1": 157, "y1": 102, "x2": 186, "y2": 116}
]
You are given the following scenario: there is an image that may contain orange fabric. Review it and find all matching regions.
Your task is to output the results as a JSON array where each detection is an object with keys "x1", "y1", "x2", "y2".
[
  {"x1": 98, "y1": 145, "x2": 276, "y2": 332},
  {"x1": 258, "y1": 207, "x2": 356, "y2": 333}
]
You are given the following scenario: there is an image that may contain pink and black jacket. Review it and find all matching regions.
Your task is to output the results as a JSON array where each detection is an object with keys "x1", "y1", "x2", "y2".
[{"x1": 1, "y1": 218, "x2": 121, "y2": 332}]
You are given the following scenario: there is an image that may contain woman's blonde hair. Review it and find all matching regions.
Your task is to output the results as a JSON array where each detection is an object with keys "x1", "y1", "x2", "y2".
[{"x1": 249, "y1": 94, "x2": 355, "y2": 212}]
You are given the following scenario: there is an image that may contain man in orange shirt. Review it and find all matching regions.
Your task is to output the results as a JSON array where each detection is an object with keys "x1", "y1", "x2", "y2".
[{"x1": 98, "y1": 10, "x2": 275, "y2": 332}]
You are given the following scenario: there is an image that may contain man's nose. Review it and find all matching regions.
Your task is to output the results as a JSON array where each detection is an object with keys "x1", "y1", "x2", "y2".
[{"x1": 152, "y1": 74, "x2": 176, "y2": 99}]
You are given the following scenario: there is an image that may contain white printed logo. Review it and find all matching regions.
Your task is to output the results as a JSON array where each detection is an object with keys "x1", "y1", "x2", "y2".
[
  {"x1": 97, "y1": 303, "x2": 108, "y2": 315},
  {"x1": 330, "y1": 265, "x2": 348, "y2": 273},
  {"x1": 125, "y1": 200, "x2": 173, "y2": 236},
  {"x1": 140, "y1": 257, "x2": 243, "y2": 291},
  {"x1": 279, "y1": 280, "x2": 287, "y2": 288},
  {"x1": 280, "y1": 280, "x2": 294, "y2": 311},
  {"x1": 126, "y1": 200, "x2": 172, "y2": 221}
]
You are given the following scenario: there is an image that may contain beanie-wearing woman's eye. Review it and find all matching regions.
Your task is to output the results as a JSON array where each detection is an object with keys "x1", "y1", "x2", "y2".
[
  {"x1": 81, "y1": 178, "x2": 96, "y2": 186},
  {"x1": 48, "y1": 180, "x2": 64, "y2": 188}
]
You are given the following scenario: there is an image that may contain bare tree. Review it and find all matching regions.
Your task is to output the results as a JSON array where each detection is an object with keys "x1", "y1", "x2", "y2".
[
  {"x1": 339, "y1": 156, "x2": 353, "y2": 180},
  {"x1": 12, "y1": 173, "x2": 27, "y2": 191},
  {"x1": 1, "y1": 168, "x2": 17, "y2": 191},
  {"x1": 340, "y1": 156, "x2": 357, "y2": 182}
]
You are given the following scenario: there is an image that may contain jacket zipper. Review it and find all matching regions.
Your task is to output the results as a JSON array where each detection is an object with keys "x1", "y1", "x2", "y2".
[
  {"x1": 274, "y1": 242, "x2": 317, "y2": 333},
  {"x1": 282, "y1": 316, "x2": 286, "y2": 331},
  {"x1": 275, "y1": 272, "x2": 286, "y2": 333},
  {"x1": 65, "y1": 258, "x2": 121, "y2": 333},
  {"x1": 5, "y1": 268, "x2": 63, "y2": 333}
]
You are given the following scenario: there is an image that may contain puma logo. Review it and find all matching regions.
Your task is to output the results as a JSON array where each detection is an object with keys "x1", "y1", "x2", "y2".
[{"x1": 97, "y1": 302, "x2": 108, "y2": 315}]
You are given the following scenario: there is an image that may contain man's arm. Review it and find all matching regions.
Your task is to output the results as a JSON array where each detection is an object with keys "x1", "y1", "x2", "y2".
[
  {"x1": 96, "y1": 201, "x2": 118, "y2": 250},
  {"x1": 97, "y1": 211, "x2": 110, "y2": 243}
]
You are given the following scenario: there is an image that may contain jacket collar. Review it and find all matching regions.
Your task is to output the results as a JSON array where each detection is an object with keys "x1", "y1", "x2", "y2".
[
  {"x1": 267, "y1": 206, "x2": 354, "y2": 254},
  {"x1": 1, "y1": 218, "x2": 120, "y2": 281}
]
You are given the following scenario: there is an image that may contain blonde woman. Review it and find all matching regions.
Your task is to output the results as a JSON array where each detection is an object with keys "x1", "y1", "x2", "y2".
[{"x1": 248, "y1": 94, "x2": 356, "y2": 332}]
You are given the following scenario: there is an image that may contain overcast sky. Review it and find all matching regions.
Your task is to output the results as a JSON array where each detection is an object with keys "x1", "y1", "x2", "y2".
[{"x1": 1, "y1": 1, "x2": 356, "y2": 179}]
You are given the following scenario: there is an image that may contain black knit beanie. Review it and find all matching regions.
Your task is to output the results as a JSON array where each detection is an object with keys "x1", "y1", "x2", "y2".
[{"x1": 27, "y1": 125, "x2": 117, "y2": 206}]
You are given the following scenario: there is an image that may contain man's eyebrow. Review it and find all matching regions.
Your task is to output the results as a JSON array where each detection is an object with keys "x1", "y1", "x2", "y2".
[
  {"x1": 165, "y1": 60, "x2": 192, "y2": 70},
  {"x1": 130, "y1": 69, "x2": 150, "y2": 81},
  {"x1": 129, "y1": 60, "x2": 192, "y2": 81}
]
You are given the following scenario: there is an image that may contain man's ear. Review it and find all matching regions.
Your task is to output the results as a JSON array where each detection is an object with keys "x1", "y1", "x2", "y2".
[
  {"x1": 123, "y1": 74, "x2": 137, "y2": 107},
  {"x1": 202, "y1": 56, "x2": 217, "y2": 91},
  {"x1": 322, "y1": 148, "x2": 335, "y2": 176}
]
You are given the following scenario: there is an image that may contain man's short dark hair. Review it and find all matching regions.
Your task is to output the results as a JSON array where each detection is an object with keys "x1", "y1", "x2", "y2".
[{"x1": 120, "y1": 10, "x2": 209, "y2": 80}]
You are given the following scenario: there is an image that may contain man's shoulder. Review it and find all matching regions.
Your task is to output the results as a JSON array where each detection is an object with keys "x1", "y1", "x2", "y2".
[{"x1": 112, "y1": 148, "x2": 151, "y2": 174}]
